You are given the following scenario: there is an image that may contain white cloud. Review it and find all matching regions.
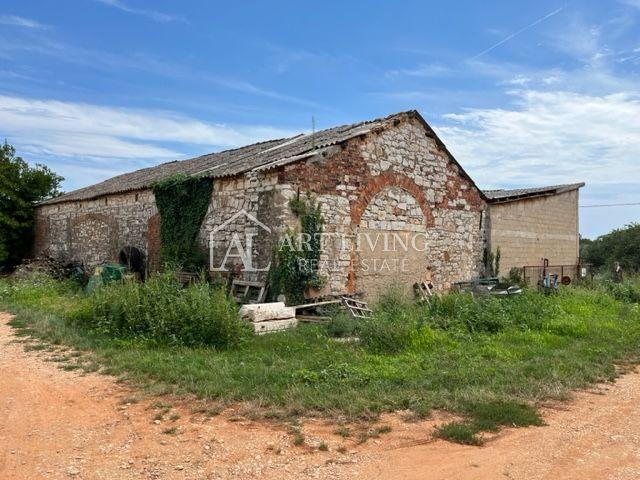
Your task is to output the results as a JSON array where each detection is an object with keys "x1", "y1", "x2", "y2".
[
  {"x1": 92, "y1": 0, "x2": 186, "y2": 23},
  {"x1": 0, "y1": 95, "x2": 296, "y2": 151},
  {"x1": 436, "y1": 90, "x2": 640, "y2": 189},
  {"x1": 0, "y1": 14, "x2": 46, "y2": 29},
  {"x1": 501, "y1": 75, "x2": 532, "y2": 86},
  {"x1": 0, "y1": 95, "x2": 298, "y2": 189},
  {"x1": 621, "y1": 0, "x2": 640, "y2": 9}
]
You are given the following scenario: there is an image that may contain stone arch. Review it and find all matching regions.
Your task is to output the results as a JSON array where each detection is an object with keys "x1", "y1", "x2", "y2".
[
  {"x1": 349, "y1": 171, "x2": 434, "y2": 226},
  {"x1": 347, "y1": 172, "x2": 435, "y2": 298}
]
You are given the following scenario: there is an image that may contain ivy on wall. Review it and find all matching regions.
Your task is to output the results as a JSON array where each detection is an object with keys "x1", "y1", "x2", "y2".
[
  {"x1": 268, "y1": 192, "x2": 325, "y2": 304},
  {"x1": 152, "y1": 174, "x2": 213, "y2": 270}
]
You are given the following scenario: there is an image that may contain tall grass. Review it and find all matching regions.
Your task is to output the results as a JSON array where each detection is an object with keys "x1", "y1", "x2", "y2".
[
  {"x1": 1, "y1": 272, "x2": 250, "y2": 349},
  {"x1": 70, "y1": 272, "x2": 251, "y2": 348},
  {"x1": 602, "y1": 278, "x2": 640, "y2": 303}
]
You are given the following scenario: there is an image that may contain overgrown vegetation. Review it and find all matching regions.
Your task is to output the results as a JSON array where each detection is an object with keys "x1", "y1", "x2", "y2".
[
  {"x1": 598, "y1": 276, "x2": 640, "y2": 304},
  {"x1": 2, "y1": 274, "x2": 640, "y2": 446},
  {"x1": 70, "y1": 272, "x2": 251, "y2": 348},
  {"x1": 0, "y1": 141, "x2": 63, "y2": 270},
  {"x1": 581, "y1": 223, "x2": 640, "y2": 273},
  {"x1": 268, "y1": 192, "x2": 325, "y2": 303},
  {"x1": 152, "y1": 174, "x2": 213, "y2": 270},
  {"x1": 483, "y1": 247, "x2": 501, "y2": 277}
]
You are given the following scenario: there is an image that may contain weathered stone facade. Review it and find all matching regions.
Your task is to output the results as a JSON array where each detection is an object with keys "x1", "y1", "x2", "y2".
[
  {"x1": 203, "y1": 171, "x2": 286, "y2": 278},
  {"x1": 34, "y1": 190, "x2": 157, "y2": 267},
  {"x1": 34, "y1": 112, "x2": 488, "y2": 298}
]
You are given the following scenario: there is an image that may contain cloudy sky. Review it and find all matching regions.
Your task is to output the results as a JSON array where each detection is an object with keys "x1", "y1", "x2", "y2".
[{"x1": 1, "y1": 0, "x2": 639, "y2": 238}]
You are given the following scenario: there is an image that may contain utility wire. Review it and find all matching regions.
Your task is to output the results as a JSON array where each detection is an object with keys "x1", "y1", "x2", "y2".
[{"x1": 580, "y1": 202, "x2": 640, "y2": 208}]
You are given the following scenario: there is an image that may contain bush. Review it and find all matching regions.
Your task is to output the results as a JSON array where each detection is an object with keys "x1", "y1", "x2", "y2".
[
  {"x1": 603, "y1": 278, "x2": 640, "y2": 303},
  {"x1": 357, "y1": 288, "x2": 559, "y2": 352},
  {"x1": 326, "y1": 311, "x2": 359, "y2": 338},
  {"x1": 72, "y1": 272, "x2": 251, "y2": 348},
  {"x1": 359, "y1": 289, "x2": 420, "y2": 353}
]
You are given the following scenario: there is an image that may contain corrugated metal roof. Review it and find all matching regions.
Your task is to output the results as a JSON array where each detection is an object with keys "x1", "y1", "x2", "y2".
[
  {"x1": 483, "y1": 183, "x2": 585, "y2": 203},
  {"x1": 41, "y1": 111, "x2": 405, "y2": 205}
]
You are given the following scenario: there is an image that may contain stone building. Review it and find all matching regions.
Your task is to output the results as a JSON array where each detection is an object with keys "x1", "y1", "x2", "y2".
[
  {"x1": 33, "y1": 110, "x2": 583, "y2": 297},
  {"x1": 484, "y1": 183, "x2": 584, "y2": 281}
]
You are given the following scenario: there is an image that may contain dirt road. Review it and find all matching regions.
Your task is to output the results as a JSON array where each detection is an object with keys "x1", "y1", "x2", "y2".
[{"x1": 1, "y1": 312, "x2": 640, "y2": 479}]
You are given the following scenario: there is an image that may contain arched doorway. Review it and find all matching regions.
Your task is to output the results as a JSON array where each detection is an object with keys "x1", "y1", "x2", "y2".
[{"x1": 349, "y1": 173, "x2": 434, "y2": 298}]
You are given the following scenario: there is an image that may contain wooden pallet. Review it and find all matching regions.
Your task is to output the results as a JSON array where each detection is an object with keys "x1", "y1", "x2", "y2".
[
  {"x1": 340, "y1": 296, "x2": 372, "y2": 319},
  {"x1": 414, "y1": 281, "x2": 435, "y2": 303},
  {"x1": 231, "y1": 279, "x2": 267, "y2": 304}
]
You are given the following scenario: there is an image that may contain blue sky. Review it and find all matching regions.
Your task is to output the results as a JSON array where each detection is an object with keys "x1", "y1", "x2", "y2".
[{"x1": 1, "y1": 0, "x2": 639, "y2": 238}]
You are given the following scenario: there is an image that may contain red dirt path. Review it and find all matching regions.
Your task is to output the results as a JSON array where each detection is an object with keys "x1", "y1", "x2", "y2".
[{"x1": 2, "y1": 312, "x2": 640, "y2": 479}]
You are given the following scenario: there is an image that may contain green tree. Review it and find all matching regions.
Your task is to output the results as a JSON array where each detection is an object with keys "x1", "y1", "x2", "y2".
[
  {"x1": 0, "y1": 141, "x2": 63, "y2": 269},
  {"x1": 581, "y1": 223, "x2": 640, "y2": 272}
]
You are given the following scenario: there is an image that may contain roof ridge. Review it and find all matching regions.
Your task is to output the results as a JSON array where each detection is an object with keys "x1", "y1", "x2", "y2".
[
  {"x1": 38, "y1": 109, "x2": 437, "y2": 205},
  {"x1": 483, "y1": 182, "x2": 585, "y2": 203}
]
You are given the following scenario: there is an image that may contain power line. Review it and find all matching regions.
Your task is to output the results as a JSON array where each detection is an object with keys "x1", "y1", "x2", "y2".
[{"x1": 580, "y1": 202, "x2": 640, "y2": 208}]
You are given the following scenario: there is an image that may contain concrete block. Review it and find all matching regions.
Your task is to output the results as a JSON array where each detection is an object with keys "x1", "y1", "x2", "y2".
[
  {"x1": 253, "y1": 318, "x2": 298, "y2": 334},
  {"x1": 239, "y1": 302, "x2": 296, "y2": 322}
]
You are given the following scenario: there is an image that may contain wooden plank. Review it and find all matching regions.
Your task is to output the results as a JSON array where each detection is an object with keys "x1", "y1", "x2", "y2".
[
  {"x1": 341, "y1": 296, "x2": 372, "y2": 319},
  {"x1": 232, "y1": 279, "x2": 266, "y2": 288},
  {"x1": 292, "y1": 300, "x2": 341, "y2": 310},
  {"x1": 297, "y1": 315, "x2": 332, "y2": 323}
]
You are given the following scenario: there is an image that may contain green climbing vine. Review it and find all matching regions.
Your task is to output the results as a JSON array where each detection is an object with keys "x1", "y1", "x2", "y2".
[
  {"x1": 268, "y1": 192, "x2": 326, "y2": 304},
  {"x1": 152, "y1": 174, "x2": 213, "y2": 270}
]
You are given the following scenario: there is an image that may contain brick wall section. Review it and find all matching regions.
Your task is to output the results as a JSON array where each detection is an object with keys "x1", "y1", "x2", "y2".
[{"x1": 488, "y1": 189, "x2": 580, "y2": 275}]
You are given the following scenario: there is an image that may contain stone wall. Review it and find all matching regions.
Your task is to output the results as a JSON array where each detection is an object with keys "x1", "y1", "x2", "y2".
[
  {"x1": 488, "y1": 189, "x2": 580, "y2": 275},
  {"x1": 34, "y1": 113, "x2": 487, "y2": 298},
  {"x1": 34, "y1": 190, "x2": 157, "y2": 266},
  {"x1": 200, "y1": 171, "x2": 285, "y2": 279},
  {"x1": 279, "y1": 115, "x2": 487, "y2": 295}
]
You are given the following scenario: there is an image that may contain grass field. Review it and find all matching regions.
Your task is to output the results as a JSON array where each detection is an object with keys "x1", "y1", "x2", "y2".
[{"x1": 1, "y1": 274, "x2": 639, "y2": 445}]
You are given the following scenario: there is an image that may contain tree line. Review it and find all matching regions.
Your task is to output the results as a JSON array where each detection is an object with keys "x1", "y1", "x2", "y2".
[
  {"x1": 0, "y1": 142, "x2": 62, "y2": 270},
  {"x1": 581, "y1": 223, "x2": 640, "y2": 273}
]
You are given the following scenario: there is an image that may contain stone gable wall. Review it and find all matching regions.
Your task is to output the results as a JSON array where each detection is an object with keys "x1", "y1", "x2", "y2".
[{"x1": 279, "y1": 115, "x2": 487, "y2": 295}]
